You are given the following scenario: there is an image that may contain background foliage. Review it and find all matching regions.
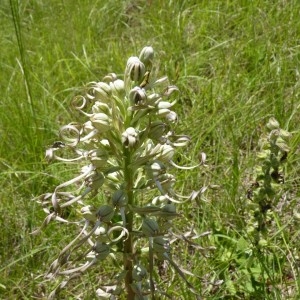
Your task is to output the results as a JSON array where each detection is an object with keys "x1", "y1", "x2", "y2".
[{"x1": 1, "y1": 0, "x2": 300, "y2": 299}]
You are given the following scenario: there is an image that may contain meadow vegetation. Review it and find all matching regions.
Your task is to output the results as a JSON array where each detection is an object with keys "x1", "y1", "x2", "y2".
[{"x1": 1, "y1": 0, "x2": 300, "y2": 299}]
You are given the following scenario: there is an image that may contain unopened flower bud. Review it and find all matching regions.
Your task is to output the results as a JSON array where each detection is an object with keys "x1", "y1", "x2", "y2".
[
  {"x1": 126, "y1": 57, "x2": 145, "y2": 82},
  {"x1": 156, "y1": 144, "x2": 174, "y2": 162},
  {"x1": 142, "y1": 218, "x2": 159, "y2": 236},
  {"x1": 266, "y1": 117, "x2": 280, "y2": 130},
  {"x1": 139, "y1": 46, "x2": 154, "y2": 71},
  {"x1": 94, "y1": 242, "x2": 110, "y2": 260},
  {"x1": 122, "y1": 127, "x2": 139, "y2": 147},
  {"x1": 92, "y1": 82, "x2": 112, "y2": 101},
  {"x1": 112, "y1": 190, "x2": 128, "y2": 207},
  {"x1": 109, "y1": 79, "x2": 125, "y2": 98},
  {"x1": 92, "y1": 102, "x2": 111, "y2": 115},
  {"x1": 90, "y1": 113, "x2": 111, "y2": 132},
  {"x1": 129, "y1": 86, "x2": 147, "y2": 105},
  {"x1": 97, "y1": 205, "x2": 114, "y2": 222}
]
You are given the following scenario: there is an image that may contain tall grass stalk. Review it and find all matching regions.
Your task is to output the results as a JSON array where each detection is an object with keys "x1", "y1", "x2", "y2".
[{"x1": 9, "y1": 0, "x2": 36, "y2": 125}]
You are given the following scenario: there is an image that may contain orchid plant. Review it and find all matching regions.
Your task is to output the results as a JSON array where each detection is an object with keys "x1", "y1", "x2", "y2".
[
  {"x1": 35, "y1": 46, "x2": 204, "y2": 299},
  {"x1": 246, "y1": 117, "x2": 291, "y2": 247}
]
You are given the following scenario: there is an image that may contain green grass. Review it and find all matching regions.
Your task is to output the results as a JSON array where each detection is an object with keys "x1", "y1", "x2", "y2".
[{"x1": 1, "y1": 0, "x2": 300, "y2": 299}]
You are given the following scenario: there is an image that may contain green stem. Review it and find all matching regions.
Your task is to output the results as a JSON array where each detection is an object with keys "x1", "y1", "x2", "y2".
[{"x1": 123, "y1": 147, "x2": 135, "y2": 299}]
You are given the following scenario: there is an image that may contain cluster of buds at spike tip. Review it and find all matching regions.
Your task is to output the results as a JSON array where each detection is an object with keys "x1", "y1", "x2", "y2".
[
  {"x1": 139, "y1": 46, "x2": 154, "y2": 71},
  {"x1": 37, "y1": 46, "x2": 202, "y2": 299}
]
